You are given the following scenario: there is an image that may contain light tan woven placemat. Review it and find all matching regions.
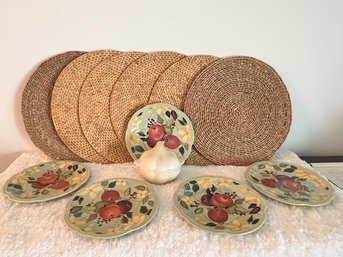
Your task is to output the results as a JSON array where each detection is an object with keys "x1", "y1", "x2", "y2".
[
  {"x1": 184, "y1": 56, "x2": 292, "y2": 166},
  {"x1": 110, "y1": 51, "x2": 186, "y2": 145},
  {"x1": 148, "y1": 55, "x2": 219, "y2": 166},
  {"x1": 22, "y1": 51, "x2": 85, "y2": 161},
  {"x1": 78, "y1": 52, "x2": 146, "y2": 163},
  {"x1": 51, "y1": 50, "x2": 119, "y2": 163}
]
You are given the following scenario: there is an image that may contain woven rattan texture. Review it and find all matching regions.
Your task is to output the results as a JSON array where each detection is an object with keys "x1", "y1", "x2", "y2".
[
  {"x1": 184, "y1": 56, "x2": 292, "y2": 166},
  {"x1": 22, "y1": 51, "x2": 85, "y2": 161},
  {"x1": 147, "y1": 55, "x2": 219, "y2": 166},
  {"x1": 78, "y1": 52, "x2": 145, "y2": 163},
  {"x1": 110, "y1": 51, "x2": 186, "y2": 144},
  {"x1": 51, "y1": 50, "x2": 119, "y2": 163}
]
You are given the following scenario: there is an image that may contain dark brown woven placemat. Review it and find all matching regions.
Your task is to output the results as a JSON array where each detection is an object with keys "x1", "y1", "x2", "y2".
[
  {"x1": 184, "y1": 56, "x2": 292, "y2": 166},
  {"x1": 51, "y1": 50, "x2": 119, "y2": 163},
  {"x1": 109, "y1": 51, "x2": 186, "y2": 144},
  {"x1": 79, "y1": 52, "x2": 145, "y2": 163},
  {"x1": 148, "y1": 55, "x2": 219, "y2": 166},
  {"x1": 22, "y1": 51, "x2": 86, "y2": 161}
]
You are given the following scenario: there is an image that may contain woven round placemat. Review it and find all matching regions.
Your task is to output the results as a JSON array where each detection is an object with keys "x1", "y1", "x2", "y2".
[
  {"x1": 51, "y1": 50, "x2": 119, "y2": 163},
  {"x1": 78, "y1": 52, "x2": 145, "y2": 163},
  {"x1": 22, "y1": 51, "x2": 85, "y2": 161},
  {"x1": 148, "y1": 55, "x2": 219, "y2": 166},
  {"x1": 109, "y1": 51, "x2": 186, "y2": 144},
  {"x1": 184, "y1": 56, "x2": 292, "y2": 166}
]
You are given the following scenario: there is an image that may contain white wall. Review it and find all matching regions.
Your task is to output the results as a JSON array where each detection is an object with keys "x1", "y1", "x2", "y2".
[{"x1": 1, "y1": 0, "x2": 342, "y2": 171}]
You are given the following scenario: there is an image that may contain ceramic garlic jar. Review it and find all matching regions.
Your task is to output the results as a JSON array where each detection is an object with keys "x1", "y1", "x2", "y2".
[{"x1": 134, "y1": 141, "x2": 182, "y2": 184}]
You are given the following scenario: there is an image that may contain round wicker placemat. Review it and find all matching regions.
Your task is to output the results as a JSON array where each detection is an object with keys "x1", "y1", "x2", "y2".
[
  {"x1": 184, "y1": 56, "x2": 292, "y2": 166},
  {"x1": 79, "y1": 52, "x2": 145, "y2": 163},
  {"x1": 109, "y1": 51, "x2": 186, "y2": 144},
  {"x1": 148, "y1": 55, "x2": 219, "y2": 166},
  {"x1": 22, "y1": 51, "x2": 85, "y2": 161},
  {"x1": 51, "y1": 50, "x2": 119, "y2": 163}
]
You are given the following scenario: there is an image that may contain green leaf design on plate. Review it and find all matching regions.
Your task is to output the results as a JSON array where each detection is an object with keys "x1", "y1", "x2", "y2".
[
  {"x1": 140, "y1": 206, "x2": 148, "y2": 214},
  {"x1": 179, "y1": 200, "x2": 189, "y2": 209},
  {"x1": 148, "y1": 200, "x2": 154, "y2": 207},
  {"x1": 70, "y1": 206, "x2": 82, "y2": 213},
  {"x1": 184, "y1": 183, "x2": 190, "y2": 190},
  {"x1": 135, "y1": 185, "x2": 146, "y2": 191},
  {"x1": 205, "y1": 223, "x2": 216, "y2": 227},
  {"x1": 73, "y1": 196, "x2": 80, "y2": 201},
  {"x1": 178, "y1": 119, "x2": 185, "y2": 126},
  {"x1": 179, "y1": 147, "x2": 185, "y2": 155},
  {"x1": 157, "y1": 115, "x2": 164, "y2": 124},
  {"x1": 121, "y1": 216, "x2": 129, "y2": 223},
  {"x1": 78, "y1": 197, "x2": 84, "y2": 205},
  {"x1": 142, "y1": 195, "x2": 149, "y2": 204},
  {"x1": 108, "y1": 181, "x2": 116, "y2": 188},
  {"x1": 87, "y1": 213, "x2": 98, "y2": 223},
  {"x1": 171, "y1": 110, "x2": 177, "y2": 120},
  {"x1": 192, "y1": 184, "x2": 199, "y2": 193},
  {"x1": 258, "y1": 164, "x2": 265, "y2": 169},
  {"x1": 135, "y1": 145, "x2": 144, "y2": 152},
  {"x1": 279, "y1": 163, "x2": 288, "y2": 167},
  {"x1": 137, "y1": 131, "x2": 145, "y2": 136},
  {"x1": 284, "y1": 168, "x2": 295, "y2": 173},
  {"x1": 101, "y1": 181, "x2": 109, "y2": 186},
  {"x1": 184, "y1": 191, "x2": 193, "y2": 196},
  {"x1": 235, "y1": 198, "x2": 244, "y2": 204},
  {"x1": 74, "y1": 212, "x2": 82, "y2": 217},
  {"x1": 189, "y1": 180, "x2": 197, "y2": 184},
  {"x1": 195, "y1": 207, "x2": 203, "y2": 214},
  {"x1": 249, "y1": 207, "x2": 261, "y2": 214},
  {"x1": 273, "y1": 165, "x2": 281, "y2": 171}
]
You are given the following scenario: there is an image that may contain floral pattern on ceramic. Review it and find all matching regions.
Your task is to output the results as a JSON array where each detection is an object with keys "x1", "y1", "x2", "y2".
[
  {"x1": 125, "y1": 103, "x2": 194, "y2": 163},
  {"x1": 3, "y1": 161, "x2": 90, "y2": 203},
  {"x1": 174, "y1": 176, "x2": 267, "y2": 235},
  {"x1": 64, "y1": 178, "x2": 158, "y2": 239},
  {"x1": 244, "y1": 161, "x2": 335, "y2": 206}
]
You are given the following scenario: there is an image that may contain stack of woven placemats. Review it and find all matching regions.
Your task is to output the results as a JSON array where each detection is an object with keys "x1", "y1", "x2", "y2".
[{"x1": 22, "y1": 49, "x2": 291, "y2": 166}]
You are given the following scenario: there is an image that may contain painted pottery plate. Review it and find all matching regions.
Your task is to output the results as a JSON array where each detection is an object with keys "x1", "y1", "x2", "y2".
[
  {"x1": 3, "y1": 161, "x2": 90, "y2": 203},
  {"x1": 244, "y1": 161, "x2": 336, "y2": 206},
  {"x1": 125, "y1": 103, "x2": 194, "y2": 163},
  {"x1": 174, "y1": 176, "x2": 267, "y2": 235},
  {"x1": 64, "y1": 178, "x2": 158, "y2": 239}
]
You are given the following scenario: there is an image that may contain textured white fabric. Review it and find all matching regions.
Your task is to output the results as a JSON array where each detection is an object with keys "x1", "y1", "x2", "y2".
[{"x1": 0, "y1": 150, "x2": 342, "y2": 257}]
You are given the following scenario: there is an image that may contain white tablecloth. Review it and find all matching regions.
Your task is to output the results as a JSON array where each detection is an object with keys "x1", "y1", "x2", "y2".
[{"x1": 0, "y1": 150, "x2": 342, "y2": 257}]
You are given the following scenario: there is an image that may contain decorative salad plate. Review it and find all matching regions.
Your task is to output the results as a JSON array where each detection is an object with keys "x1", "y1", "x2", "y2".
[
  {"x1": 244, "y1": 161, "x2": 335, "y2": 206},
  {"x1": 174, "y1": 176, "x2": 267, "y2": 235},
  {"x1": 125, "y1": 103, "x2": 194, "y2": 163},
  {"x1": 3, "y1": 161, "x2": 90, "y2": 203},
  {"x1": 64, "y1": 178, "x2": 158, "y2": 239}
]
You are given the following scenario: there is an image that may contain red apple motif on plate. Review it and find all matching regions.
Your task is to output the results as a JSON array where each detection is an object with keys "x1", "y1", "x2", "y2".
[
  {"x1": 3, "y1": 161, "x2": 91, "y2": 203},
  {"x1": 64, "y1": 178, "x2": 159, "y2": 239},
  {"x1": 125, "y1": 103, "x2": 194, "y2": 163},
  {"x1": 174, "y1": 176, "x2": 267, "y2": 235},
  {"x1": 244, "y1": 161, "x2": 335, "y2": 206}
]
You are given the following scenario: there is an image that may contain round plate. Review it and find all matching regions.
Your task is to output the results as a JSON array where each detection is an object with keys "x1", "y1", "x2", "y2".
[
  {"x1": 244, "y1": 161, "x2": 336, "y2": 206},
  {"x1": 125, "y1": 103, "x2": 194, "y2": 163},
  {"x1": 173, "y1": 176, "x2": 267, "y2": 235},
  {"x1": 64, "y1": 178, "x2": 158, "y2": 239},
  {"x1": 3, "y1": 161, "x2": 91, "y2": 203}
]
